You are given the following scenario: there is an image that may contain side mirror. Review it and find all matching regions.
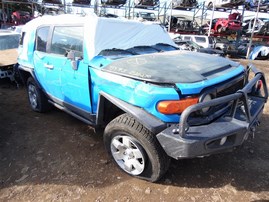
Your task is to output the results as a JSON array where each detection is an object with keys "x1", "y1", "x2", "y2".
[
  {"x1": 67, "y1": 50, "x2": 75, "y2": 60},
  {"x1": 71, "y1": 60, "x2": 78, "y2": 71},
  {"x1": 66, "y1": 51, "x2": 78, "y2": 71}
]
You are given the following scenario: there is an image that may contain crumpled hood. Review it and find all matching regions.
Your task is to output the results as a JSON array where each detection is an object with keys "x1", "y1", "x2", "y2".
[{"x1": 102, "y1": 50, "x2": 240, "y2": 84}]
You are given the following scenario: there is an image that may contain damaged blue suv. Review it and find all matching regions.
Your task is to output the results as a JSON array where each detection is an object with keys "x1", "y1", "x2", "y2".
[{"x1": 18, "y1": 14, "x2": 268, "y2": 182}]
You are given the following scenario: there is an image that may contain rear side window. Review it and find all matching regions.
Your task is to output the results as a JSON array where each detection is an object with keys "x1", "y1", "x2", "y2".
[
  {"x1": 51, "y1": 26, "x2": 83, "y2": 57},
  {"x1": 36, "y1": 26, "x2": 50, "y2": 52},
  {"x1": 184, "y1": 36, "x2": 191, "y2": 40},
  {"x1": 194, "y1": 37, "x2": 206, "y2": 43}
]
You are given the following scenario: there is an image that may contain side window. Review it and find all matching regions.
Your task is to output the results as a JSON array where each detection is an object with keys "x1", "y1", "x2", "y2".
[
  {"x1": 51, "y1": 26, "x2": 83, "y2": 57},
  {"x1": 36, "y1": 26, "x2": 50, "y2": 52},
  {"x1": 194, "y1": 37, "x2": 206, "y2": 43},
  {"x1": 184, "y1": 36, "x2": 191, "y2": 41}
]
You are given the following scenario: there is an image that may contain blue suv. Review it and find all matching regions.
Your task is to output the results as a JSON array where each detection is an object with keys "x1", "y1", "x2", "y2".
[{"x1": 18, "y1": 14, "x2": 268, "y2": 182}]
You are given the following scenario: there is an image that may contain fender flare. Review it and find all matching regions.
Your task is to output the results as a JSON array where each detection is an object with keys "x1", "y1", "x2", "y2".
[
  {"x1": 96, "y1": 92, "x2": 167, "y2": 134},
  {"x1": 18, "y1": 65, "x2": 43, "y2": 89}
]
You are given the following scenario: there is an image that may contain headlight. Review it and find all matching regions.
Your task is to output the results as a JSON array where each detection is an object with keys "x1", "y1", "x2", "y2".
[{"x1": 199, "y1": 94, "x2": 212, "y2": 113}]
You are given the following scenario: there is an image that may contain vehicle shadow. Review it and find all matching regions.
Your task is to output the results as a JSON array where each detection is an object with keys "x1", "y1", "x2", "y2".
[{"x1": 0, "y1": 79, "x2": 268, "y2": 195}]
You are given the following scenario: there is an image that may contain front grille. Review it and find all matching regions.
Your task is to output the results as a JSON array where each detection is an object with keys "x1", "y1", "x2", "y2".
[
  {"x1": 187, "y1": 75, "x2": 245, "y2": 126},
  {"x1": 216, "y1": 77, "x2": 244, "y2": 98}
]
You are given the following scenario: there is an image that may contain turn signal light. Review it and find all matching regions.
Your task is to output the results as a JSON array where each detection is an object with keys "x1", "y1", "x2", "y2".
[
  {"x1": 157, "y1": 97, "x2": 199, "y2": 115},
  {"x1": 256, "y1": 80, "x2": 262, "y2": 90}
]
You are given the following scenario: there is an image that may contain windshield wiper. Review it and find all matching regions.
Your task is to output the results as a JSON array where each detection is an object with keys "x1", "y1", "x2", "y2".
[
  {"x1": 155, "y1": 43, "x2": 178, "y2": 48},
  {"x1": 129, "y1": 45, "x2": 160, "y2": 50},
  {"x1": 99, "y1": 48, "x2": 137, "y2": 56},
  {"x1": 127, "y1": 46, "x2": 160, "y2": 54}
]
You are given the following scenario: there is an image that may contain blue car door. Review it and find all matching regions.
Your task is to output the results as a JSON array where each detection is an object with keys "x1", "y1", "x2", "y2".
[
  {"x1": 49, "y1": 26, "x2": 92, "y2": 116},
  {"x1": 33, "y1": 26, "x2": 63, "y2": 101}
]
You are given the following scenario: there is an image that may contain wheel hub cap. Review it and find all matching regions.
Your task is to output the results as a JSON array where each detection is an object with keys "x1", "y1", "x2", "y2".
[
  {"x1": 110, "y1": 135, "x2": 145, "y2": 175},
  {"x1": 28, "y1": 84, "x2": 37, "y2": 108}
]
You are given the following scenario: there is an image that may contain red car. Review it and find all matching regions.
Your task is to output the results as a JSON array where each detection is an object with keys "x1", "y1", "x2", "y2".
[
  {"x1": 213, "y1": 13, "x2": 242, "y2": 33},
  {"x1": 11, "y1": 11, "x2": 32, "y2": 25},
  {"x1": 202, "y1": 13, "x2": 242, "y2": 33}
]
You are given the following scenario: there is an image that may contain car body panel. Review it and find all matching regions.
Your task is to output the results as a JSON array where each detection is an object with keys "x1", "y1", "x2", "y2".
[{"x1": 89, "y1": 67, "x2": 180, "y2": 122}]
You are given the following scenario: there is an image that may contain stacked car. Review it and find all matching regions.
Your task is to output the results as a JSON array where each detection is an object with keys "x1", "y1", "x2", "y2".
[{"x1": 202, "y1": 13, "x2": 242, "y2": 34}]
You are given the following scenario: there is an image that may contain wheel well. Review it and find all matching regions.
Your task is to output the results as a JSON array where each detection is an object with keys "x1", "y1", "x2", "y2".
[
  {"x1": 99, "y1": 97, "x2": 124, "y2": 127},
  {"x1": 18, "y1": 69, "x2": 32, "y2": 86},
  {"x1": 97, "y1": 92, "x2": 166, "y2": 134}
]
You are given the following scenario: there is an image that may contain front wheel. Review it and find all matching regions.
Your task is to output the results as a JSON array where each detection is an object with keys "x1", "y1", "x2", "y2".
[
  {"x1": 27, "y1": 77, "x2": 50, "y2": 112},
  {"x1": 104, "y1": 113, "x2": 170, "y2": 182}
]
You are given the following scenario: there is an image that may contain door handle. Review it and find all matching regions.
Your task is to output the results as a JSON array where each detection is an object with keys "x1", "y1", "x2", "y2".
[{"x1": 44, "y1": 64, "x2": 54, "y2": 69}]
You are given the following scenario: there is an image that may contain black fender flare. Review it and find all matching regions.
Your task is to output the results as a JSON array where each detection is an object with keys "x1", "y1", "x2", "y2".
[
  {"x1": 96, "y1": 92, "x2": 167, "y2": 134},
  {"x1": 18, "y1": 65, "x2": 43, "y2": 89}
]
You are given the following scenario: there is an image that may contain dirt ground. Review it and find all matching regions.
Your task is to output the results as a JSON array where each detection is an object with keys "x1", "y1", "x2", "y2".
[{"x1": 0, "y1": 59, "x2": 269, "y2": 202}]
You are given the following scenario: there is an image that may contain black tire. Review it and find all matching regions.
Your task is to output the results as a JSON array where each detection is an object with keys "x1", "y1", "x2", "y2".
[
  {"x1": 26, "y1": 77, "x2": 50, "y2": 112},
  {"x1": 104, "y1": 113, "x2": 170, "y2": 182}
]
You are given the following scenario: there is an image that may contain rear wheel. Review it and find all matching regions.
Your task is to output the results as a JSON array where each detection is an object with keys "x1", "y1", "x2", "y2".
[
  {"x1": 104, "y1": 113, "x2": 170, "y2": 182},
  {"x1": 27, "y1": 77, "x2": 50, "y2": 112}
]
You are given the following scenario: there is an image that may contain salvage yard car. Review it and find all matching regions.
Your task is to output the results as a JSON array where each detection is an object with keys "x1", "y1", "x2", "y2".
[
  {"x1": 205, "y1": 0, "x2": 244, "y2": 8},
  {"x1": 202, "y1": 13, "x2": 242, "y2": 34},
  {"x1": 0, "y1": 30, "x2": 20, "y2": 80},
  {"x1": 242, "y1": 17, "x2": 269, "y2": 36},
  {"x1": 17, "y1": 14, "x2": 268, "y2": 182},
  {"x1": 172, "y1": 37, "x2": 224, "y2": 56},
  {"x1": 213, "y1": 37, "x2": 238, "y2": 56},
  {"x1": 179, "y1": 41, "x2": 224, "y2": 56}
]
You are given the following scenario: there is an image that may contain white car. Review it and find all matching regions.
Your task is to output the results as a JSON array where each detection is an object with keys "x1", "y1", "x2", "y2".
[
  {"x1": 204, "y1": 0, "x2": 243, "y2": 8},
  {"x1": 180, "y1": 34, "x2": 215, "y2": 48}
]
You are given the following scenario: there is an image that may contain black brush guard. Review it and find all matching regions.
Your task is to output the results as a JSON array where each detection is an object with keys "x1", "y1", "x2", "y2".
[{"x1": 156, "y1": 65, "x2": 268, "y2": 159}]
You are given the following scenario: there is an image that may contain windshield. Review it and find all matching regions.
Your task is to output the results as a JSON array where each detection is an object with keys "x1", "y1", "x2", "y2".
[
  {"x1": 140, "y1": 12, "x2": 156, "y2": 19},
  {"x1": 187, "y1": 41, "x2": 202, "y2": 48},
  {"x1": 98, "y1": 44, "x2": 178, "y2": 59}
]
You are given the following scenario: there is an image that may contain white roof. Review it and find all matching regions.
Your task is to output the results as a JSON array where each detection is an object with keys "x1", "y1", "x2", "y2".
[{"x1": 21, "y1": 14, "x2": 176, "y2": 62}]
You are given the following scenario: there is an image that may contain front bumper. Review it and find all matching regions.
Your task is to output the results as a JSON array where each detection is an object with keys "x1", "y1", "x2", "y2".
[{"x1": 156, "y1": 65, "x2": 268, "y2": 159}]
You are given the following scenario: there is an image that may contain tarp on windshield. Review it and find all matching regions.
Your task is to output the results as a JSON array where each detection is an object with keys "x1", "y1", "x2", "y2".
[{"x1": 20, "y1": 14, "x2": 176, "y2": 62}]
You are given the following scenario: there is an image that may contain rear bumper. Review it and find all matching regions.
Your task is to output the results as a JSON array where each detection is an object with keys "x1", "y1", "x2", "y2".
[{"x1": 156, "y1": 65, "x2": 268, "y2": 159}]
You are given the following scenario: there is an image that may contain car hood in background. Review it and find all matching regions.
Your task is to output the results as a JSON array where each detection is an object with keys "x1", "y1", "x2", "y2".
[
  {"x1": 199, "y1": 48, "x2": 224, "y2": 55},
  {"x1": 102, "y1": 50, "x2": 241, "y2": 84}
]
